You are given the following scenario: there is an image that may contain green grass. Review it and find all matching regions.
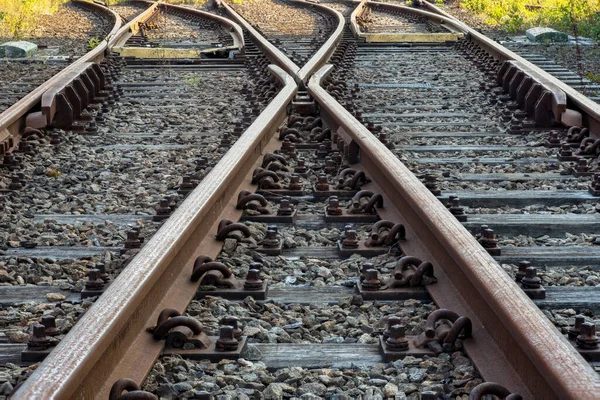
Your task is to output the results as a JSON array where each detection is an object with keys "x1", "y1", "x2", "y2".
[{"x1": 459, "y1": 0, "x2": 600, "y2": 40}]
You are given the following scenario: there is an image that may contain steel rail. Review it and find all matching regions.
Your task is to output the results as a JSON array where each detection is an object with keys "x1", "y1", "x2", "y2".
[
  {"x1": 12, "y1": 64, "x2": 296, "y2": 399},
  {"x1": 352, "y1": 0, "x2": 463, "y2": 42},
  {"x1": 291, "y1": 0, "x2": 345, "y2": 83},
  {"x1": 135, "y1": 0, "x2": 246, "y2": 52},
  {"x1": 0, "y1": 1, "x2": 158, "y2": 142},
  {"x1": 397, "y1": 0, "x2": 600, "y2": 135},
  {"x1": 219, "y1": 0, "x2": 301, "y2": 80},
  {"x1": 349, "y1": 0, "x2": 365, "y2": 38},
  {"x1": 219, "y1": 0, "x2": 345, "y2": 85},
  {"x1": 307, "y1": 64, "x2": 600, "y2": 399},
  {"x1": 162, "y1": 4, "x2": 245, "y2": 51}
]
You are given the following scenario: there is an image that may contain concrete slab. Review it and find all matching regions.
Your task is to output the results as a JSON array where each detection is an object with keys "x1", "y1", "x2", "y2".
[
  {"x1": 0, "y1": 41, "x2": 38, "y2": 58},
  {"x1": 526, "y1": 27, "x2": 568, "y2": 43}
]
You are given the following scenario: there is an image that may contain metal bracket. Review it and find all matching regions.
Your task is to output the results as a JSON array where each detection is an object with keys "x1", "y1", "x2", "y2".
[{"x1": 163, "y1": 336, "x2": 248, "y2": 361}]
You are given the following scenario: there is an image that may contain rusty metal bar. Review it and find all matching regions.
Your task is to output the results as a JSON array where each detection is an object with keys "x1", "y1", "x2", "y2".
[
  {"x1": 162, "y1": 3, "x2": 244, "y2": 51},
  {"x1": 12, "y1": 65, "x2": 297, "y2": 399},
  {"x1": 350, "y1": 0, "x2": 366, "y2": 38},
  {"x1": 220, "y1": 0, "x2": 345, "y2": 84},
  {"x1": 293, "y1": 0, "x2": 345, "y2": 82},
  {"x1": 308, "y1": 64, "x2": 600, "y2": 399},
  {"x1": 353, "y1": 1, "x2": 464, "y2": 42},
  {"x1": 220, "y1": 0, "x2": 301, "y2": 80}
]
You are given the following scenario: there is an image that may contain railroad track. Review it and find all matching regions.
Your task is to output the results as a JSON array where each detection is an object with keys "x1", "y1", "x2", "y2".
[
  {"x1": 3, "y1": 0, "x2": 600, "y2": 398},
  {"x1": 0, "y1": 1, "x2": 119, "y2": 115}
]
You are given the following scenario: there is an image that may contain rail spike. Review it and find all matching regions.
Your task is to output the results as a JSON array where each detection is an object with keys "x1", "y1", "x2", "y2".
[
  {"x1": 384, "y1": 256, "x2": 436, "y2": 288},
  {"x1": 415, "y1": 309, "x2": 472, "y2": 353},
  {"x1": 109, "y1": 378, "x2": 158, "y2": 400},
  {"x1": 365, "y1": 220, "x2": 406, "y2": 247},
  {"x1": 468, "y1": 382, "x2": 522, "y2": 400},
  {"x1": 236, "y1": 190, "x2": 270, "y2": 214},
  {"x1": 215, "y1": 219, "x2": 251, "y2": 241},
  {"x1": 150, "y1": 308, "x2": 208, "y2": 349},
  {"x1": 347, "y1": 190, "x2": 383, "y2": 214},
  {"x1": 336, "y1": 168, "x2": 370, "y2": 190}
]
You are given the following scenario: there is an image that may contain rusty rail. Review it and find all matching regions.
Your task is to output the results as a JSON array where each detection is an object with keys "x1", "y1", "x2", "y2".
[
  {"x1": 353, "y1": 1, "x2": 463, "y2": 43},
  {"x1": 10, "y1": 1, "x2": 600, "y2": 399},
  {"x1": 291, "y1": 0, "x2": 345, "y2": 83},
  {"x1": 219, "y1": 0, "x2": 344, "y2": 84},
  {"x1": 12, "y1": 64, "x2": 297, "y2": 399},
  {"x1": 0, "y1": 1, "x2": 158, "y2": 143},
  {"x1": 220, "y1": 0, "x2": 300, "y2": 80},
  {"x1": 163, "y1": 3, "x2": 245, "y2": 52},
  {"x1": 308, "y1": 64, "x2": 600, "y2": 399}
]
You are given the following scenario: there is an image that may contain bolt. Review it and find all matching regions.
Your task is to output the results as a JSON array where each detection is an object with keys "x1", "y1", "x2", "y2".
[
  {"x1": 49, "y1": 132, "x2": 61, "y2": 145},
  {"x1": 591, "y1": 173, "x2": 600, "y2": 195},
  {"x1": 85, "y1": 269, "x2": 104, "y2": 291},
  {"x1": 559, "y1": 144, "x2": 574, "y2": 159},
  {"x1": 576, "y1": 158, "x2": 589, "y2": 174},
  {"x1": 287, "y1": 174, "x2": 302, "y2": 191},
  {"x1": 379, "y1": 132, "x2": 392, "y2": 148},
  {"x1": 327, "y1": 196, "x2": 343, "y2": 215},
  {"x1": 516, "y1": 261, "x2": 530, "y2": 283},
  {"x1": 447, "y1": 196, "x2": 467, "y2": 222},
  {"x1": 324, "y1": 158, "x2": 336, "y2": 174},
  {"x1": 220, "y1": 133, "x2": 231, "y2": 147},
  {"x1": 27, "y1": 324, "x2": 52, "y2": 350},
  {"x1": 383, "y1": 316, "x2": 402, "y2": 340},
  {"x1": 9, "y1": 175, "x2": 22, "y2": 190},
  {"x1": 386, "y1": 325, "x2": 409, "y2": 351},
  {"x1": 221, "y1": 317, "x2": 243, "y2": 340},
  {"x1": 362, "y1": 269, "x2": 381, "y2": 291},
  {"x1": 86, "y1": 121, "x2": 97, "y2": 134},
  {"x1": 316, "y1": 175, "x2": 329, "y2": 191},
  {"x1": 521, "y1": 267, "x2": 541, "y2": 289},
  {"x1": 568, "y1": 315, "x2": 586, "y2": 340},
  {"x1": 196, "y1": 157, "x2": 208, "y2": 171},
  {"x1": 96, "y1": 262, "x2": 109, "y2": 282},
  {"x1": 360, "y1": 263, "x2": 374, "y2": 282},
  {"x1": 277, "y1": 198, "x2": 294, "y2": 216},
  {"x1": 244, "y1": 269, "x2": 263, "y2": 290},
  {"x1": 317, "y1": 145, "x2": 328, "y2": 157},
  {"x1": 216, "y1": 326, "x2": 239, "y2": 351},
  {"x1": 286, "y1": 143, "x2": 297, "y2": 157},
  {"x1": 95, "y1": 109, "x2": 105, "y2": 123},
  {"x1": 249, "y1": 262, "x2": 262, "y2": 273},
  {"x1": 2, "y1": 153, "x2": 14, "y2": 166},
  {"x1": 295, "y1": 158, "x2": 308, "y2": 174},
  {"x1": 479, "y1": 228, "x2": 500, "y2": 255},
  {"x1": 576, "y1": 322, "x2": 599, "y2": 350},
  {"x1": 233, "y1": 122, "x2": 243, "y2": 136},
  {"x1": 262, "y1": 226, "x2": 280, "y2": 248},
  {"x1": 156, "y1": 198, "x2": 171, "y2": 216},
  {"x1": 547, "y1": 131, "x2": 561, "y2": 147},
  {"x1": 424, "y1": 174, "x2": 441, "y2": 196},
  {"x1": 40, "y1": 315, "x2": 59, "y2": 337},
  {"x1": 124, "y1": 230, "x2": 141, "y2": 249},
  {"x1": 342, "y1": 225, "x2": 359, "y2": 248},
  {"x1": 178, "y1": 175, "x2": 196, "y2": 195}
]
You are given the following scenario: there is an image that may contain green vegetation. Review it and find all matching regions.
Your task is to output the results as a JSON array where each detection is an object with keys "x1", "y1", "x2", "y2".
[
  {"x1": 0, "y1": 0, "x2": 67, "y2": 38},
  {"x1": 459, "y1": 0, "x2": 600, "y2": 40},
  {"x1": 162, "y1": 0, "x2": 210, "y2": 5},
  {"x1": 88, "y1": 37, "x2": 102, "y2": 49}
]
